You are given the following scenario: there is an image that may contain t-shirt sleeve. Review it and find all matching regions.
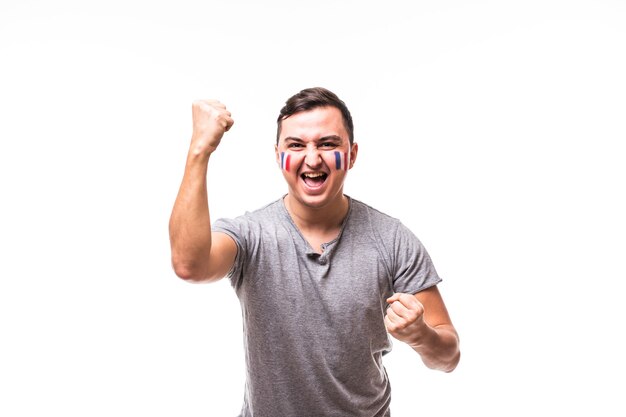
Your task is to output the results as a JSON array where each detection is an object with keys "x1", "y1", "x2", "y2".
[
  {"x1": 391, "y1": 221, "x2": 442, "y2": 294},
  {"x1": 212, "y1": 216, "x2": 249, "y2": 289}
]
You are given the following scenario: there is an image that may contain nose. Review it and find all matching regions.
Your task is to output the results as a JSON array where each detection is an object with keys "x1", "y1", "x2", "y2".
[{"x1": 304, "y1": 144, "x2": 322, "y2": 168}]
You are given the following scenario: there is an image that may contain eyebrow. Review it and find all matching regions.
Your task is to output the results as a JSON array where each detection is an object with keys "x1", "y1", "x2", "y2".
[{"x1": 284, "y1": 135, "x2": 343, "y2": 143}]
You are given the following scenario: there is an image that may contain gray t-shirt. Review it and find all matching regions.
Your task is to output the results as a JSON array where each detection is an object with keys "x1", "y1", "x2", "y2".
[{"x1": 212, "y1": 197, "x2": 441, "y2": 417}]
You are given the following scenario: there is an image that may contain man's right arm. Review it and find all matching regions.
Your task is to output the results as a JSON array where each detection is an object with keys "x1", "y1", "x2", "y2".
[{"x1": 168, "y1": 100, "x2": 237, "y2": 283}]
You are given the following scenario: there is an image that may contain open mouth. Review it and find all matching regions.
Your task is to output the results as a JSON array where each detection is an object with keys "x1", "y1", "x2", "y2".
[{"x1": 301, "y1": 172, "x2": 328, "y2": 187}]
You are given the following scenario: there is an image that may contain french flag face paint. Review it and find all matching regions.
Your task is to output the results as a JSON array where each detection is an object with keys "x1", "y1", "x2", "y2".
[
  {"x1": 334, "y1": 151, "x2": 348, "y2": 171},
  {"x1": 280, "y1": 152, "x2": 291, "y2": 172}
]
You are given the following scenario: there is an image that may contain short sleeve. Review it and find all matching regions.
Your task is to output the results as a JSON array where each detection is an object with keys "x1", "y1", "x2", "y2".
[
  {"x1": 212, "y1": 216, "x2": 248, "y2": 289},
  {"x1": 391, "y1": 222, "x2": 442, "y2": 294}
]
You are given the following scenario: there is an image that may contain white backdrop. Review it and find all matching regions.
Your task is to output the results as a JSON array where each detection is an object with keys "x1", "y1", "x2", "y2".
[{"x1": 1, "y1": 1, "x2": 625, "y2": 416}]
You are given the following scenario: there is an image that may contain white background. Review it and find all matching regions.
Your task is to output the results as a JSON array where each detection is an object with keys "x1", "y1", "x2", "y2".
[{"x1": 1, "y1": 1, "x2": 625, "y2": 416}]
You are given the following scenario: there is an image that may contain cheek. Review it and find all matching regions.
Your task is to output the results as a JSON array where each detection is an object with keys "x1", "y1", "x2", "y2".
[
  {"x1": 278, "y1": 151, "x2": 305, "y2": 173},
  {"x1": 328, "y1": 151, "x2": 349, "y2": 171}
]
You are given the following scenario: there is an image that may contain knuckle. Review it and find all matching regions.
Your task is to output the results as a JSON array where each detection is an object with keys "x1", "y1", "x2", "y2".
[{"x1": 192, "y1": 100, "x2": 206, "y2": 109}]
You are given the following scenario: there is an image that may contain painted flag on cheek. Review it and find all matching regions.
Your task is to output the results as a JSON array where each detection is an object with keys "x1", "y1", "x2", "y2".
[
  {"x1": 280, "y1": 152, "x2": 291, "y2": 172},
  {"x1": 334, "y1": 151, "x2": 348, "y2": 171}
]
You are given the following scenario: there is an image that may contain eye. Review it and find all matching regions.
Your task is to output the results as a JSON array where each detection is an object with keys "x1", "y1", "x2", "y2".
[
  {"x1": 319, "y1": 142, "x2": 337, "y2": 149},
  {"x1": 287, "y1": 143, "x2": 304, "y2": 149}
]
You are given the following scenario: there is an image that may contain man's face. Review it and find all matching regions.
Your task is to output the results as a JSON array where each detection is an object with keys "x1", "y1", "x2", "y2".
[{"x1": 275, "y1": 106, "x2": 358, "y2": 210}]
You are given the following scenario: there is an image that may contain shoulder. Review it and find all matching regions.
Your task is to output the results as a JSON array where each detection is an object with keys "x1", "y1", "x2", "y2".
[
  {"x1": 212, "y1": 198, "x2": 285, "y2": 237},
  {"x1": 348, "y1": 197, "x2": 403, "y2": 233},
  {"x1": 220, "y1": 198, "x2": 283, "y2": 223},
  {"x1": 347, "y1": 197, "x2": 424, "y2": 250}
]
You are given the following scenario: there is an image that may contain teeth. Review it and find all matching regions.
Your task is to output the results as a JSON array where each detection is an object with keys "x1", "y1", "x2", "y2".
[{"x1": 303, "y1": 172, "x2": 325, "y2": 178}]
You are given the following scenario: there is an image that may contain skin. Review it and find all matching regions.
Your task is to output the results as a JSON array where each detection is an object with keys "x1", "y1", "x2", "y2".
[
  {"x1": 169, "y1": 100, "x2": 460, "y2": 372},
  {"x1": 168, "y1": 100, "x2": 237, "y2": 282},
  {"x1": 275, "y1": 106, "x2": 357, "y2": 252},
  {"x1": 386, "y1": 289, "x2": 460, "y2": 372}
]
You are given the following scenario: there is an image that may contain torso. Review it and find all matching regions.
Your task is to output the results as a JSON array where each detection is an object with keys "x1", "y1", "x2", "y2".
[{"x1": 211, "y1": 197, "x2": 442, "y2": 417}]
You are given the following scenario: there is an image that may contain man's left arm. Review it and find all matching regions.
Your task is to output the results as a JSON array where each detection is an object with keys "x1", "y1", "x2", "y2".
[{"x1": 384, "y1": 286, "x2": 460, "y2": 372}]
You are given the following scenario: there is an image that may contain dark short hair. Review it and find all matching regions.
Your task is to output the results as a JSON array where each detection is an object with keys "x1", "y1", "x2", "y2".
[{"x1": 276, "y1": 87, "x2": 354, "y2": 145}]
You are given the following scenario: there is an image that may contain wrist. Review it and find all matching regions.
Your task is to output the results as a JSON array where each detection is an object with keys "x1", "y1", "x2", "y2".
[
  {"x1": 188, "y1": 140, "x2": 218, "y2": 160},
  {"x1": 406, "y1": 321, "x2": 436, "y2": 349}
]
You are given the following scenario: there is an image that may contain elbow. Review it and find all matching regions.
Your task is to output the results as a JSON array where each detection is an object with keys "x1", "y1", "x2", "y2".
[
  {"x1": 442, "y1": 350, "x2": 461, "y2": 373},
  {"x1": 436, "y1": 326, "x2": 461, "y2": 373},
  {"x1": 422, "y1": 328, "x2": 461, "y2": 373},
  {"x1": 171, "y1": 258, "x2": 209, "y2": 283},
  {"x1": 441, "y1": 334, "x2": 461, "y2": 372},
  {"x1": 425, "y1": 349, "x2": 460, "y2": 373},
  {"x1": 173, "y1": 266, "x2": 200, "y2": 282}
]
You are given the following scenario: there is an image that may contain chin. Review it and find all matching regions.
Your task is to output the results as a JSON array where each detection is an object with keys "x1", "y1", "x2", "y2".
[
  {"x1": 292, "y1": 187, "x2": 344, "y2": 210},
  {"x1": 292, "y1": 194, "x2": 327, "y2": 209}
]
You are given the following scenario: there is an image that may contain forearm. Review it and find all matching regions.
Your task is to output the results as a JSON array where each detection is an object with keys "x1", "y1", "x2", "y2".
[
  {"x1": 169, "y1": 151, "x2": 213, "y2": 279},
  {"x1": 408, "y1": 324, "x2": 460, "y2": 373}
]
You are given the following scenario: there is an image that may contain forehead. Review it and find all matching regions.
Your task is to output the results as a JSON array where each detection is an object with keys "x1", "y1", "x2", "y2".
[{"x1": 279, "y1": 106, "x2": 347, "y2": 143}]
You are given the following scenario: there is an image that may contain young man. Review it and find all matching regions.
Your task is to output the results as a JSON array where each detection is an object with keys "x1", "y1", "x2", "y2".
[{"x1": 169, "y1": 87, "x2": 460, "y2": 417}]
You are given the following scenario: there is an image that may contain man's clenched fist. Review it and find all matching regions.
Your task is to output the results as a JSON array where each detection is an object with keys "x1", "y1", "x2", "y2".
[
  {"x1": 190, "y1": 99, "x2": 234, "y2": 156},
  {"x1": 384, "y1": 293, "x2": 428, "y2": 347}
]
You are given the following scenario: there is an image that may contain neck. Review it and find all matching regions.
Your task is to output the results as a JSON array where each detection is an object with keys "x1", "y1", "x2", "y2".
[{"x1": 284, "y1": 194, "x2": 349, "y2": 233}]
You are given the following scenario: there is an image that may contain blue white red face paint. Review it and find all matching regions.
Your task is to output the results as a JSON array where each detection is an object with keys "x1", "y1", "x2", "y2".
[
  {"x1": 334, "y1": 151, "x2": 348, "y2": 171},
  {"x1": 280, "y1": 152, "x2": 291, "y2": 172}
]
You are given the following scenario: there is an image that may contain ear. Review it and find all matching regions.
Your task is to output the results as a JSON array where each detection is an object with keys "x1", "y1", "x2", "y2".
[
  {"x1": 349, "y1": 142, "x2": 358, "y2": 169},
  {"x1": 275, "y1": 144, "x2": 280, "y2": 168}
]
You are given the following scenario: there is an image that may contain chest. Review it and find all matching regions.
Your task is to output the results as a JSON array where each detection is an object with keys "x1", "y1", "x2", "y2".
[{"x1": 241, "y1": 227, "x2": 394, "y2": 320}]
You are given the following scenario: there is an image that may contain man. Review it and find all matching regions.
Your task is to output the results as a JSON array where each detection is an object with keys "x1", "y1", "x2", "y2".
[{"x1": 169, "y1": 87, "x2": 460, "y2": 417}]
